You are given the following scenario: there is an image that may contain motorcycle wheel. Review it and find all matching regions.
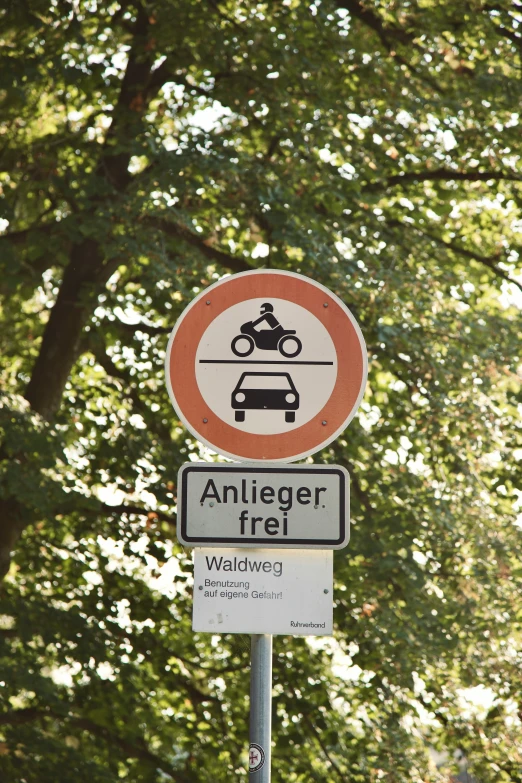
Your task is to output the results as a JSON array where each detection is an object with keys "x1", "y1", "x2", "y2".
[
  {"x1": 231, "y1": 334, "x2": 255, "y2": 357},
  {"x1": 278, "y1": 335, "x2": 302, "y2": 358}
]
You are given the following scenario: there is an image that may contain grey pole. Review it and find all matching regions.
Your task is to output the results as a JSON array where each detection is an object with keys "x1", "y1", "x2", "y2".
[{"x1": 249, "y1": 634, "x2": 273, "y2": 781}]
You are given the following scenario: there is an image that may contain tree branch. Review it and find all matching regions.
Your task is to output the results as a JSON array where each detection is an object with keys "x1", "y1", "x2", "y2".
[
  {"x1": 343, "y1": 458, "x2": 374, "y2": 517},
  {"x1": 96, "y1": 6, "x2": 168, "y2": 191},
  {"x1": 484, "y1": 5, "x2": 522, "y2": 52},
  {"x1": 0, "y1": 496, "x2": 30, "y2": 582},
  {"x1": 0, "y1": 628, "x2": 18, "y2": 639},
  {"x1": 113, "y1": 319, "x2": 172, "y2": 336},
  {"x1": 334, "y1": 0, "x2": 415, "y2": 49},
  {"x1": 388, "y1": 218, "x2": 522, "y2": 293},
  {"x1": 364, "y1": 167, "x2": 522, "y2": 191},
  {"x1": 333, "y1": 0, "x2": 443, "y2": 91},
  {"x1": 142, "y1": 215, "x2": 252, "y2": 273},
  {"x1": 287, "y1": 685, "x2": 346, "y2": 782},
  {"x1": 0, "y1": 222, "x2": 56, "y2": 246},
  {"x1": 72, "y1": 715, "x2": 190, "y2": 780},
  {"x1": 0, "y1": 707, "x2": 46, "y2": 726},
  {"x1": 0, "y1": 708, "x2": 190, "y2": 782},
  {"x1": 101, "y1": 502, "x2": 176, "y2": 526}
]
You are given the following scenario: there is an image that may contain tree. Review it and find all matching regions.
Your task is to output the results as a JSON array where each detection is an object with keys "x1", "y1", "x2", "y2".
[{"x1": 0, "y1": 0, "x2": 521, "y2": 780}]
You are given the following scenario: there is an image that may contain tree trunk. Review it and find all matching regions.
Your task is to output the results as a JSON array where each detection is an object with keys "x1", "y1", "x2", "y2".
[
  {"x1": 0, "y1": 498, "x2": 28, "y2": 581},
  {"x1": 24, "y1": 238, "x2": 113, "y2": 419}
]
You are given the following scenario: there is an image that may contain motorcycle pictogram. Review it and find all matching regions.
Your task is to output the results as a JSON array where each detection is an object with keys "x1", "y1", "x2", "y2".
[{"x1": 230, "y1": 303, "x2": 302, "y2": 358}]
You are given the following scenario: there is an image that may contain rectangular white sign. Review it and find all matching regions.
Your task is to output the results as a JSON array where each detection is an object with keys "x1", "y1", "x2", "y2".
[
  {"x1": 193, "y1": 547, "x2": 333, "y2": 635},
  {"x1": 178, "y1": 463, "x2": 349, "y2": 549}
]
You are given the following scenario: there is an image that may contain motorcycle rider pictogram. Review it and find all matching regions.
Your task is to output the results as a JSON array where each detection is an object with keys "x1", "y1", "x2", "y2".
[{"x1": 230, "y1": 303, "x2": 303, "y2": 358}]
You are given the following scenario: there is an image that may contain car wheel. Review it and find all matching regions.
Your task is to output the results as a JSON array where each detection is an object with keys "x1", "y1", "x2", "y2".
[
  {"x1": 285, "y1": 412, "x2": 295, "y2": 423},
  {"x1": 278, "y1": 335, "x2": 302, "y2": 358},
  {"x1": 231, "y1": 334, "x2": 255, "y2": 357},
  {"x1": 235, "y1": 411, "x2": 245, "y2": 422}
]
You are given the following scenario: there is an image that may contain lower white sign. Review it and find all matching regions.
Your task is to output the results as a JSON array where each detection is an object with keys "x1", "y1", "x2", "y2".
[{"x1": 193, "y1": 547, "x2": 333, "y2": 635}]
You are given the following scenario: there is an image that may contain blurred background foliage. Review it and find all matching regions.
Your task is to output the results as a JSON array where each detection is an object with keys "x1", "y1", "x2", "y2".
[{"x1": 0, "y1": 0, "x2": 521, "y2": 780}]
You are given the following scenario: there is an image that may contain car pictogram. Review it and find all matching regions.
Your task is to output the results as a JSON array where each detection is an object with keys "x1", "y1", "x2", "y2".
[{"x1": 231, "y1": 372, "x2": 299, "y2": 423}]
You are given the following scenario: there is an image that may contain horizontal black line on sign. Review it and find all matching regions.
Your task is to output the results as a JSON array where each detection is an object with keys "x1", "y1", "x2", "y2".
[{"x1": 198, "y1": 360, "x2": 334, "y2": 365}]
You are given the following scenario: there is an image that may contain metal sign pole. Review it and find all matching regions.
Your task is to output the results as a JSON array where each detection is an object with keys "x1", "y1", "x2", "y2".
[{"x1": 249, "y1": 634, "x2": 273, "y2": 781}]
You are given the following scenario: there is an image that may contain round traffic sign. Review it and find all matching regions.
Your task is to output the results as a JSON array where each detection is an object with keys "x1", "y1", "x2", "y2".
[{"x1": 165, "y1": 270, "x2": 367, "y2": 462}]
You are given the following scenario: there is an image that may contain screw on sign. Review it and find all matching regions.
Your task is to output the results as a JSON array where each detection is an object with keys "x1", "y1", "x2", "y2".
[{"x1": 165, "y1": 270, "x2": 367, "y2": 462}]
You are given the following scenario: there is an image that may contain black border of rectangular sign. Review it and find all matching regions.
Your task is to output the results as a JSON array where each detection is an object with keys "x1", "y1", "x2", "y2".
[{"x1": 178, "y1": 464, "x2": 348, "y2": 548}]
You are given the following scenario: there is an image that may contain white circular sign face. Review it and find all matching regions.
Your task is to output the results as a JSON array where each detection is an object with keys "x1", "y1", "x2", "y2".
[
  {"x1": 165, "y1": 270, "x2": 367, "y2": 463},
  {"x1": 195, "y1": 298, "x2": 337, "y2": 435}
]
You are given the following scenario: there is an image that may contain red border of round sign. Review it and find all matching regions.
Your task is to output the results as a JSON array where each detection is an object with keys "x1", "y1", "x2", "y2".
[{"x1": 165, "y1": 270, "x2": 367, "y2": 462}]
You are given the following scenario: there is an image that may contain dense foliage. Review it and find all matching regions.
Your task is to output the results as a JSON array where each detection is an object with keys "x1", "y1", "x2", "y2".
[{"x1": 1, "y1": 1, "x2": 521, "y2": 780}]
